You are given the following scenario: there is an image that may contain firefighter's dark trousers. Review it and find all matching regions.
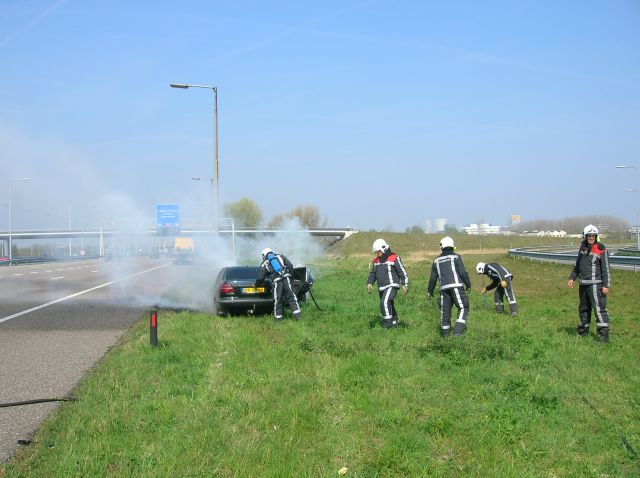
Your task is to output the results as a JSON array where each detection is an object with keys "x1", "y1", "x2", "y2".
[
  {"x1": 577, "y1": 284, "x2": 609, "y2": 335},
  {"x1": 272, "y1": 276, "x2": 301, "y2": 320},
  {"x1": 494, "y1": 278, "x2": 518, "y2": 315},
  {"x1": 439, "y1": 287, "x2": 469, "y2": 336},
  {"x1": 378, "y1": 287, "x2": 399, "y2": 328}
]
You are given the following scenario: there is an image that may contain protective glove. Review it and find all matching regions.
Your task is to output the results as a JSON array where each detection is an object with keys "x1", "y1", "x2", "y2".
[
  {"x1": 427, "y1": 293, "x2": 433, "y2": 300},
  {"x1": 367, "y1": 283, "x2": 374, "y2": 294},
  {"x1": 402, "y1": 285, "x2": 409, "y2": 295},
  {"x1": 465, "y1": 285, "x2": 471, "y2": 292},
  {"x1": 500, "y1": 280, "x2": 508, "y2": 288},
  {"x1": 481, "y1": 287, "x2": 487, "y2": 294}
]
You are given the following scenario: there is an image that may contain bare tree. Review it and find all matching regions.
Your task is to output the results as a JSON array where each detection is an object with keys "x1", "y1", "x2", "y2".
[
  {"x1": 291, "y1": 205, "x2": 327, "y2": 228},
  {"x1": 266, "y1": 213, "x2": 285, "y2": 228}
]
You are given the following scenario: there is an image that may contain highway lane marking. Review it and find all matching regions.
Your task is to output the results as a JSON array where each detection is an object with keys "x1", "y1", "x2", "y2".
[
  {"x1": 51, "y1": 276, "x2": 65, "y2": 280},
  {"x1": 30, "y1": 272, "x2": 39, "y2": 274},
  {"x1": 12, "y1": 273, "x2": 23, "y2": 277},
  {"x1": 0, "y1": 263, "x2": 171, "y2": 324}
]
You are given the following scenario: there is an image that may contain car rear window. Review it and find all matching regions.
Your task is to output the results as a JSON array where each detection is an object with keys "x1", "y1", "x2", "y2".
[{"x1": 224, "y1": 267, "x2": 260, "y2": 280}]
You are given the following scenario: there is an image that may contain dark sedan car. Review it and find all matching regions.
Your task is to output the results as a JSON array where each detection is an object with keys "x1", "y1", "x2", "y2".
[{"x1": 213, "y1": 265, "x2": 314, "y2": 316}]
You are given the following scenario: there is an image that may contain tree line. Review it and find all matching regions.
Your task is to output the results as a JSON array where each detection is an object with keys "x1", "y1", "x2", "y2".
[{"x1": 223, "y1": 198, "x2": 327, "y2": 229}]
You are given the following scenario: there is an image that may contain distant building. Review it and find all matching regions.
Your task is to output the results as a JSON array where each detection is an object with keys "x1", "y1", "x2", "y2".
[
  {"x1": 434, "y1": 218, "x2": 447, "y2": 233},
  {"x1": 425, "y1": 220, "x2": 433, "y2": 234},
  {"x1": 522, "y1": 230, "x2": 568, "y2": 237},
  {"x1": 461, "y1": 223, "x2": 505, "y2": 235},
  {"x1": 425, "y1": 218, "x2": 447, "y2": 233}
]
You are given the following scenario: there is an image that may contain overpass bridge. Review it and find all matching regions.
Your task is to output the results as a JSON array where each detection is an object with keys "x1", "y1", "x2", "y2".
[
  {"x1": 0, "y1": 227, "x2": 358, "y2": 262},
  {"x1": 0, "y1": 226, "x2": 357, "y2": 240}
]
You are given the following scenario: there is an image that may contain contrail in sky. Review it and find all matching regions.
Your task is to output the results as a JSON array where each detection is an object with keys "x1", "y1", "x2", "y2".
[{"x1": 0, "y1": 0, "x2": 69, "y2": 49}]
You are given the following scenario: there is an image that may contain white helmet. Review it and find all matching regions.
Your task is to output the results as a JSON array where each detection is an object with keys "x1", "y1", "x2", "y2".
[
  {"x1": 372, "y1": 238, "x2": 389, "y2": 253},
  {"x1": 583, "y1": 224, "x2": 598, "y2": 238},
  {"x1": 261, "y1": 247, "x2": 273, "y2": 259},
  {"x1": 440, "y1": 236, "x2": 455, "y2": 250},
  {"x1": 476, "y1": 262, "x2": 486, "y2": 274}
]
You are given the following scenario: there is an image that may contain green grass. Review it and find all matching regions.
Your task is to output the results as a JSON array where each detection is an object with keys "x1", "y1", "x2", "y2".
[{"x1": 2, "y1": 238, "x2": 639, "y2": 477}]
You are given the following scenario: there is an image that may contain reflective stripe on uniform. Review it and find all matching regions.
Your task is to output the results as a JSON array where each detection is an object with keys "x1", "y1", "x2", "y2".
[{"x1": 382, "y1": 287, "x2": 393, "y2": 319}]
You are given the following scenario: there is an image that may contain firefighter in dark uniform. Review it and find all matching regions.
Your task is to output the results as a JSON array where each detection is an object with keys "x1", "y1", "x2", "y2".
[
  {"x1": 255, "y1": 247, "x2": 302, "y2": 321},
  {"x1": 367, "y1": 238, "x2": 409, "y2": 328},
  {"x1": 476, "y1": 262, "x2": 518, "y2": 316},
  {"x1": 427, "y1": 236, "x2": 472, "y2": 337},
  {"x1": 567, "y1": 224, "x2": 611, "y2": 343}
]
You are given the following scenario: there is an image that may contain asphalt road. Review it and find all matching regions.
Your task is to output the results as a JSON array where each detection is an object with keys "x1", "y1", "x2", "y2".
[{"x1": 0, "y1": 257, "x2": 205, "y2": 463}]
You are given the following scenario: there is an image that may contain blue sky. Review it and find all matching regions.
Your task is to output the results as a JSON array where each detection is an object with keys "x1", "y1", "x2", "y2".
[{"x1": 1, "y1": 0, "x2": 639, "y2": 232}]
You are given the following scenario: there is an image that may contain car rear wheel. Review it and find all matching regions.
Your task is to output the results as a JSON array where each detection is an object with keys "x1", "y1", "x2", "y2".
[{"x1": 213, "y1": 298, "x2": 226, "y2": 317}]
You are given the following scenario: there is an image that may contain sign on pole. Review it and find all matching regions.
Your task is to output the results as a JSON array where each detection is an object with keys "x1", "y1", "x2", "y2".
[{"x1": 156, "y1": 204, "x2": 180, "y2": 234}]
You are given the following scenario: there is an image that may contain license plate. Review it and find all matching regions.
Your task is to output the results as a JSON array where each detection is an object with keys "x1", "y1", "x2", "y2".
[{"x1": 242, "y1": 287, "x2": 265, "y2": 294}]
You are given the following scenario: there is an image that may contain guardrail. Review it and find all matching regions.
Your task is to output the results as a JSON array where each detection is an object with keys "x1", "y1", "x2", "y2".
[
  {"x1": 508, "y1": 247, "x2": 640, "y2": 272},
  {"x1": 0, "y1": 255, "x2": 101, "y2": 267}
]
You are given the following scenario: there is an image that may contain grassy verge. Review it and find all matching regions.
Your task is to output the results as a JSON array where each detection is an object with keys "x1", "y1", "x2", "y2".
[{"x1": 2, "y1": 249, "x2": 639, "y2": 477}]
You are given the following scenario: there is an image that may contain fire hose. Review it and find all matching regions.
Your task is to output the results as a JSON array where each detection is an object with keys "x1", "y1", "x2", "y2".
[
  {"x1": 0, "y1": 397, "x2": 77, "y2": 408},
  {"x1": 306, "y1": 286, "x2": 324, "y2": 311}
]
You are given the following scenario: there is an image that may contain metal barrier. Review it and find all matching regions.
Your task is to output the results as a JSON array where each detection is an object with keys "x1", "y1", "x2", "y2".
[
  {"x1": 508, "y1": 247, "x2": 640, "y2": 272},
  {"x1": 0, "y1": 255, "x2": 101, "y2": 267}
]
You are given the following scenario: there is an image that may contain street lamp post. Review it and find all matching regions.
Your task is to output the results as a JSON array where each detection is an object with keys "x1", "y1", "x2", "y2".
[
  {"x1": 192, "y1": 176, "x2": 215, "y2": 232},
  {"x1": 8, "y1": 178, "x2": 31, "y2": 265},
  {"x1": 171, "y1": 83, "x2": 219, "y2": 236},
  {"x1": 616, "y1": 165, "x2": 640, "y2": 250}
]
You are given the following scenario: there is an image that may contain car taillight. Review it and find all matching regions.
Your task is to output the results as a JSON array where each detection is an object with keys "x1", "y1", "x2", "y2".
[{"x1": 220, "y1": 282, "x2": 235, "y2": 294}]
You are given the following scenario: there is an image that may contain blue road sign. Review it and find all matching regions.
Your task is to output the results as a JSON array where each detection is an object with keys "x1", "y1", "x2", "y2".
[{"x1": 156, "y1": 204, "x2": 180, "y2": 228}]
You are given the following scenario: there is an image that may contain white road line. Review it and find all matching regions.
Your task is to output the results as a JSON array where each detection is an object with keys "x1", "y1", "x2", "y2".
[
  {"x1": 12, "y1": 273, "x2": 23, "y2": 277},
  {"x1": 30, "y1": 271, "x2": 39, "y2": 274},
  {"x1": 44, "y1": 270, "x2": 52, "y2": 273},
  {"x1": 91, "y1": 270, "x2": 99, "y2": 273},
  {"x1": 51, "y1": 276, "x2": 64, "y2": 280},
  {"x1": 0, "y1": 263, "x2": 171, "y2": 324}
]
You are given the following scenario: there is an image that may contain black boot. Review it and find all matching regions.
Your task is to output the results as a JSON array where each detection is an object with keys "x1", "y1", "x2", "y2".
[
  {"x1": 577, "y1": 325, "x2": 589, "y2": 337},
  {"x1": 596, "y1": 328, "x2": 609, "y2": 343},
  {"x1": 452, "y1": 322, "x2": 466, "y2": 337},
  {"x1": 382, "y1": 318, "x2": 398, "y2": 329},
  {"x1": 510, "y1": 304, "x2": 518, "y2": 317}
]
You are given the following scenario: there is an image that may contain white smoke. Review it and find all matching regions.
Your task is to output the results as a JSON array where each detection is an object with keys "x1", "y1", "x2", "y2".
[{"x1": 0, "y1": 120, "x2": 327, "y2": 315}]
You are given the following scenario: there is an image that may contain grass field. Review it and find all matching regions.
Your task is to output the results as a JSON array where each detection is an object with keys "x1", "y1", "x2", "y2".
[{"x1": 2, "y1": 233, "x2": 639, "y2": 477}]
